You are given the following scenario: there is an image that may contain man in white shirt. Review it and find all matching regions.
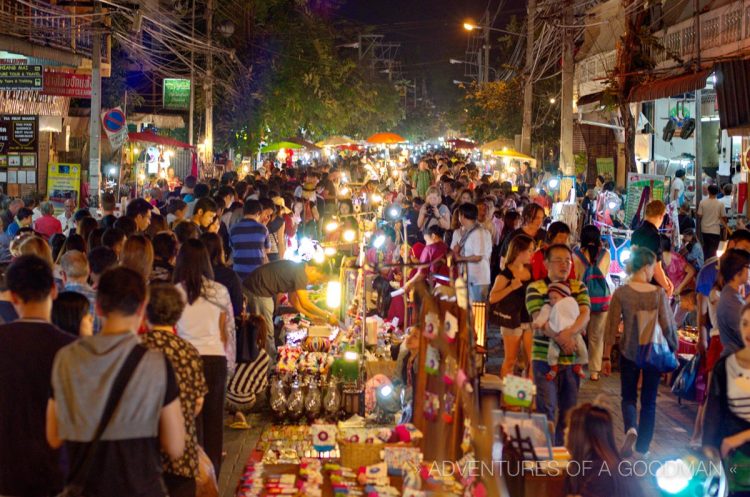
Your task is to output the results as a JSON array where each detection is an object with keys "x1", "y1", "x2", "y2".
[
  {"x1": 451, "y1": 202, "x2": 492, "y2": 303},
  {"x1": 671, "y1": 169, "x2": 686, "y2": 205},
  {"x1": 698, "y1": 184, "x2": 727, "y2": 259},
  {"x1": 57, "y1": 198, "x2": 77, "y2": 234}
]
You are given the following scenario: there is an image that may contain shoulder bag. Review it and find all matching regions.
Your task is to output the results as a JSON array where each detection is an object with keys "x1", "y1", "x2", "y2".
[{"x1": 57, "y1": 345, "x2": 148, "y2": 497}]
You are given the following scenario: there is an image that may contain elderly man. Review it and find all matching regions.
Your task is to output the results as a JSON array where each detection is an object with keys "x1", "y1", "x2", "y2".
[
  {"x1": 526, "y1": 244, "x2": 591, "y2": 445},
  {"x1": 57, "y1": 198, "x2": 77, "y2": 233},
  {"x1": 60, "y1": 250, "x2": 99, "y2": 333}
]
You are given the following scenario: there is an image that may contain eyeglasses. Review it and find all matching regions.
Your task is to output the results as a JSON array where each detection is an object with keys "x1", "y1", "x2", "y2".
[{"x1": 549, "y1": 258, "x2": 572, "y2": 265}]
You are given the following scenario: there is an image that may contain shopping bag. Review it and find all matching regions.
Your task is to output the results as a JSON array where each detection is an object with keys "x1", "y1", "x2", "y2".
[
  {"x1": 196, "y1": 446, "x2": 219, "y2": 497},
  {"x1": 635, "y1": 310, "x2": 678, "y2": 373},
  {"x1": 671, "y1": 353, "x2": 700, "y2": 400}
]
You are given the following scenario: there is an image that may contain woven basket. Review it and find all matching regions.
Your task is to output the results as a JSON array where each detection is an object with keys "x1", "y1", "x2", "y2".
[{"x1": 337, "y1": 439, "x2": 383, "y2": 469}]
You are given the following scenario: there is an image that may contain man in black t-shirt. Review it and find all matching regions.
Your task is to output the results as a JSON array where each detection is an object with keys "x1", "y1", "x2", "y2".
[
  {"x1": 631, "y1": 200, "x2": 673, "y2": 296},
  {"x1": 47, "y1": 267, "x2": 185, "y2": 497},
  {"x1": 0, "y1": 255, "x2": 74, "y2": 496},
  {"x1": 244, "y1": 260, "x2": 335, "y2": 361}
]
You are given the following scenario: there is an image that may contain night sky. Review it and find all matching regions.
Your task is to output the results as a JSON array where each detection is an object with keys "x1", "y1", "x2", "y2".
[{"x1": 337, "y1": 0, "x2": 527, "y2": 108}]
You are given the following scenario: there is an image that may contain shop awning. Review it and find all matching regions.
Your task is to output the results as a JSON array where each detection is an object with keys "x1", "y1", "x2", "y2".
[
  {"x1": 628, "y1": 70, "x2": 711, "y2": 102},
  {"x1": 128, "y1": 131, "x2": 195, "y2": 149},
  {"x1": 715, "y1": 59, "x2": 750, "y2": 132}
]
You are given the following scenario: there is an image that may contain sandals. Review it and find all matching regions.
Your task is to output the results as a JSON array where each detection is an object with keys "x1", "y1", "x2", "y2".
[
  {"x1": 590, "y1": 372, "x2": 600, "y2": 381},
  {"x1": 229, "y1": 412, "x2": 250, "y2": 430}
]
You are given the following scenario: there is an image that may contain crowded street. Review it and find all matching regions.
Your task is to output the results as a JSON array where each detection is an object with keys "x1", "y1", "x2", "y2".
[{"x1": 2, "y1": 1, "x2": 750, "y2": 497}]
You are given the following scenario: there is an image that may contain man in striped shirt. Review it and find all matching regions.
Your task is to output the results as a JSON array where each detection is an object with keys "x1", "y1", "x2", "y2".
[
  {"x1": 230, "y1": 200, "x2": 269, "y2": 280},
  {"x1": 526, "y1": 243, "x2": 590, "y2": 445}
]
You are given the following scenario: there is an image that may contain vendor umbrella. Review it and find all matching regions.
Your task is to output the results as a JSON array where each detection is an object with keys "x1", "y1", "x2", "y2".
[
  {"x1": 316, "y1": 135, "x2": 355, "y2": 147},
  {"x1": 492, "y1": 148, "x2": 535, "y2": 161},
  {"x1": 480, "y1": 138, "x2": 514, "y2": 153},
  {"x1": 260, "y1": 141, "x2": 304, "y2": 153},
  {"x1": 366, "y1": 132, "x2": 407, "y2": 145},
  {"x1": 284, "y1": 137, "x2": 321, "y2": 152}
]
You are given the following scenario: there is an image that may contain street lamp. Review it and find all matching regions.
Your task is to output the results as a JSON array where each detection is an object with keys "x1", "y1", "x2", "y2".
[{"x1": 463, "y1": 22, "x2": 477, "y2": 31}]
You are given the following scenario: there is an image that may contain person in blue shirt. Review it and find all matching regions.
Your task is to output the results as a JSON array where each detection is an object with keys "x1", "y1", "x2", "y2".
[{"x1": 6, "y1": 207, "x2": 33, "y2": 237}]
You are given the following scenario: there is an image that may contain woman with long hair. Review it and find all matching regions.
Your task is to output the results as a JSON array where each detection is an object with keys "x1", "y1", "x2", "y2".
[
  {"x1": 51, "y1": 291, "x2": 93, "y2": 336},
  {"x1": 565, "y1": 403, "x2": 640, "y2": 496},
  {"x1": 372, "y1": 275, "x2": 405, "y2": 324},
  {"x1": 200, "y1": 232, "x2": 243, "y2": 318},
  {"x1": 499, "y1": 203, "x2": 546, "y2": 266},
  {"x1": 173, "y1": 239, "x2": 235, "y2": 477},
  {"x1": 574, "y1": 225, "x2": 612, "y2": 381},
  {"x1": 120, "y1": 234, "x2": 154, "y2": 282},
  {"x1": 489, "y1": 234, "x2": 534, "y2": 378},
  {"x1": 76, "y1": 217, "x2": 98, "y2": 252},
  {"x1": 603, "y1": 247, "x2": 677, "y2": 458}
]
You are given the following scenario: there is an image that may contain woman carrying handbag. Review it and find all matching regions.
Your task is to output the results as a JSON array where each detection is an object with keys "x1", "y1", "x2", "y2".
[{"x1": 602, "y1": 247, "x2": 678, "y2": 459}]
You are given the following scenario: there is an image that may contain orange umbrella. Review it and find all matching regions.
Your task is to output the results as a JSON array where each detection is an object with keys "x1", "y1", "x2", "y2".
[{"x1": 366, "y1": 132, "x2": 407, "y2": 144}]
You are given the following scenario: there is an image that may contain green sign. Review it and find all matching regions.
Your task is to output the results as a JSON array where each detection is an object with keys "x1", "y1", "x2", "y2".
[
  {"x1": 162, "y1": 78, "x2": 191, "y2": 110},
  {"x1": 596, "y1": 157, "x2": 615, "y2": 176}
]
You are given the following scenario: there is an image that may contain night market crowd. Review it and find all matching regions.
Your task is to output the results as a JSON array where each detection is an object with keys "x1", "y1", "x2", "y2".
[{"x1": 0, "y1": 150, "x2": 747, "y2": 497}]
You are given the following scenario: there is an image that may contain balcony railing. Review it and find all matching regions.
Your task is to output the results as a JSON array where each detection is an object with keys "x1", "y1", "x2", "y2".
[
  {"x1": 576, "y1": 0, "x2": 750, "y2": 94},
  {"x1": 0, "y1": 0, "x2": 108, "y2": 64}
]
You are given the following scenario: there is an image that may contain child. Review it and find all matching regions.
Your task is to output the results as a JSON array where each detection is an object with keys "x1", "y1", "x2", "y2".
[{"x1": 532, "y1": 282, "x2": 588, "y2": 380}]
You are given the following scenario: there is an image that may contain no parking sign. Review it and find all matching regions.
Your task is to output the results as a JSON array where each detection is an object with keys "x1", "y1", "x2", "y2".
[{"x1": 101, "y1": 107, "x2": 128, "y2": 150}]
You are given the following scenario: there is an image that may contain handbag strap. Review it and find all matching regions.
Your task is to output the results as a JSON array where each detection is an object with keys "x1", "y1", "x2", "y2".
[{"x1": 68, "y1": 344, "x2": 147, "y2": 489}]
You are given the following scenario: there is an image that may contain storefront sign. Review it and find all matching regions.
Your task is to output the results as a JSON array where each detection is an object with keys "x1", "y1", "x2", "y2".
[
  {"x1": 0, "y1": 115, "x2": 38, "y2": 153},
  {"x1": 162, "y1": 78, "x2": 191, "y2": 110},
  {"x1": 0, "y1": 64, "x2": 42, "y2": 91},
  {"x1": 596, "y1": 157, "x2": 615, "y2": 176},
  {"x1": 41, "y1": 68, "x2": 92, "y2": 98},
  {"x1": 624, "y1": 173, "x2": 666, "y2": 225},
  {"x1": 47, "y1": 163, "x2": 81, "y2": 209}
]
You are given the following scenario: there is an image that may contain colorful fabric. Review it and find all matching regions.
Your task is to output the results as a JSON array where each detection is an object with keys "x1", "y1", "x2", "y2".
[{"x1": 526, "y1": 278, "x2": 590, "y2": 365}]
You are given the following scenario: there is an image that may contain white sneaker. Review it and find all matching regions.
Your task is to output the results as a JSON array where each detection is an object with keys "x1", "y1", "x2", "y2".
[{"x1": 621, "y1": 428, "x2": 637, "y2": 458}]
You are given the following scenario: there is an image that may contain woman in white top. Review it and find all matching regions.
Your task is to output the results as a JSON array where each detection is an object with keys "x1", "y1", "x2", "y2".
[{"x1": 173, "y1": 238, "x2": 235, "y2": 477}]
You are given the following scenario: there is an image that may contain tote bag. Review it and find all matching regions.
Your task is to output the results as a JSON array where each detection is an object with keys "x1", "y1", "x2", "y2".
[{"x1": 635, "y1": 306, "x2": 678, "y2": 373}]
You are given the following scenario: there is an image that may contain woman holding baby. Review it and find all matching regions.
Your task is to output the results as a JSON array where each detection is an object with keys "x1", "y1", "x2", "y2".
[{"x1": 603, "y1": 247, "x2": 677, "y2": 459}]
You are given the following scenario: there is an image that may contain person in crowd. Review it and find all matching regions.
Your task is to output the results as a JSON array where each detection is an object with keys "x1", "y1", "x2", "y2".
[
  {"x1": 404, "y1": 225, "x2": 451, "y2": 291},
  {"x1": 6, "y1": 207, "x2": 33, "y2": 237},
  {"x1": 114, "y1": 215, "x2": 137, "y2": 237},
  {"x1": 531, "y1": 221, "x2": 572, "y2": 281},
  {"x1": 366, "y1": 225, "x2": 399, "y2": 281},
  {"x1": 186, "y1": 183, "x2": 210, "y2": 218},
  {"x1": 265, "y1": 199, "x2": 286, "y2": 262},
  {"x1": 100, "y1": 191, "x2": 117, "y2": 218},
  {"x1": 190, "y1": 197, "x2": 219, "y2": 235},
  {"x1": 717, "y1": 249, "x2": 750, "y2": 358},
  {"x1": 120, "y1": 234, "x2": 155, "y2": 282},
  {"x1": 174, "y1": 220, "x2": 200, "y2": 246},
  {"x1": 52, "y1": 291, "x2": 94, "y2": 336},
  {"x1": 603, "y1": 247, "x2": 677, "y2": 458},
  {"x1": 679, "y1": 227, "x2": 704, "y2": 271},
  {"x1": 372, "y1": 275, "x2": 405, "y2": 325},
  {"x1": 88, "y1": 246, "x2": 118, "y2": 288},
  {"x1": 412, "y1": 160, "x2": 433, "y2": 199},
  {"x1": 167, "y1": 199, "x2": 188, "y2": 227},
  {"x1": 417, "y1": 186, "x2": 451, "y2": 235},
  {"x1": 57, "y1": 198, "x2": 77, "y2": 233},
  {"x1": 146, "y1": 213, "x2": 169, "y2": 239},
  {"x1": 631, "y1": 200, "x2": 674, "y2": 297},
  {"x1": 125, "y1": 197, "x2": 154, "y2": 234},
  {"x1": 60, "y1": 250, "x2": 99, "y2": 332},
  {"x1": 526, "y1": 244, "x2": 590, "y2": 445},
  {"x1": 565, "y1": 403, "x2": 641, "y2": 497},
  {"x1": 150, "y1": 231, "x2": 177, "y2": 281},
  {"x1": 173, "y1": 239, "x2": 234, "y2": 476},
  {"x1": 19, "y1": 234, "x2": 55, "y2": 268},
  {"x1": 0, "y1": 256, "x2": 74, "y2": 496},
  {"x1": 47, "y1": 267, "x2": 185, "y2": 496},
  {"x1": 230, "y1": 199, "x2": 270, "y2": 280},
  {"x1": 704, "y1": 303, "x2": 750, "y2": 474},
  {"x1": 440, "y1": 177, "x2": 457, "y2": 210},
  {"x1": 77, "y1": 216, "x2": 99, "y2": 251},
  {"x1": 698, "y1": 184, "x2": 728, "y2": 260},
  {"x1": 201, "y1": 232, "x2": 243, "y2": 318},
  {"x1": 490, "y1": 234, "x2": 534, "y2": 378},
  {"x1": 102, "y1": 227, "x2": 126, "y2": 258},
  {"x1": 34, "y1": 201, "x2": 63, "y2": 240},
  {"x1": 451, "y1": 202, "x2": 492, "y2": 302},
  {"x1": 88, "y1": 227, "x2": 105, "y2": 250},
  {"x1": 572, "y1": 225, "x2": 611, "y2": 381},
  {"x1": 243, "y1": 259, "x2": 335, "y2": 361},
  {"x1": 677, "y1": 202, "x2": 695, "y2": 234},
  {"x1": 672, "y1": 168, "x2": 686, "y2": 205},
  {"x1": 500, "y1": 203, "x2": 546, "y2": 263},
  {"x1": 660, "y1": 234, "x2": 697, "y2": 325},
  {"x1": 142, "y1": 282, "x2": 208, "y2": 497}
]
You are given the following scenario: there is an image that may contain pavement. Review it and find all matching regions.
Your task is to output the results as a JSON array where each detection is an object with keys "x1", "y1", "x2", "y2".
[{"x1": 217, "y1": 371, "x2": 699, "y2": 497}]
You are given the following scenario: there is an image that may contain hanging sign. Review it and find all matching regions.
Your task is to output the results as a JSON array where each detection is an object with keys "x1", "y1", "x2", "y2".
[
  {"x1": 0, "y1": 115, "x2": 38, "y2": 153},
  {"x1": 101, "y1": 107, "x2": 128, "y2": 150},
  {"x1": 163, "y1": 78, "x2": 191, "y2": 110},
  {"x1": 47, "y1": 163, "x2": 81, "y2": 210},
  {"x1": 0, "y1": 64, "x2": 42, "y2": 91},
  {"x1": 42, "y1": 68, "x2": 92, "y2": 98}
]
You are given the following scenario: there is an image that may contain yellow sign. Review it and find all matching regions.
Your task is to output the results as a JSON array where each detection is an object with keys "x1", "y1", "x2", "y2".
[{"x1": 47, "y1": 162, "x2": 80, "y2": 210}]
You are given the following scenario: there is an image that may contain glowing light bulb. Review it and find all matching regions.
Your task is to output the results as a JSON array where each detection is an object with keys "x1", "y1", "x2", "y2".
[
  {"x1": 324, "y1": 247, "x2": 337, "y2": 257},
  {"x1": 313, "y1": 250, "x2": 325, "y2": 264},
  {"x1": 373, "y1": 235, "x2": 386, "y2": 248},
  {"x1": 343, "y1": 230, "x2": 356, "y2": 243},
  {"x1": 379, "y1": 385, "x2": 393, "y2": 397},
  {"x1": 371, "y1": 193, "x2": 383, "y2": 204},
  {"x1": 109, "y1": 167, "x2": 116, "y2": 175},
  {"x1": 325, "y1": 221, "x2": 339, "y2": 232},
  {"x1": 389, "y1": 208, "x2": 399, "y2": 218},
  {"x1": 344, "y1": 351, "x2": 359, "y2": 361},
  {"x1": 339, "y1": 187, "x2": 350, "y2": 196},
  {"x1": 326, "y1": 280, "x2": 341, "y2": 308}
]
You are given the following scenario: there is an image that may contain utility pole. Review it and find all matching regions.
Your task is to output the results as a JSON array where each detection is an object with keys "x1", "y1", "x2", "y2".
[
  {"x1": 560, "y1": 0, "x2": 575, "y2": 176},
  {"x1": 521, "y1": 0, "x2": 535, "y2": 156},
  {"x1": 88, "y1": 0, "x2": 102, "y2": 205},
  {"x1": 694, "y1": 0, "x2": 702, "y2": 226},
  {"x1": 483, "y1": 9, "x2": 490, "y2": 83},
  {"x1": 204, "y1": 0, "x2": 214, "y2": 167},
  {"x1": 188, "y1": 0, "x2": 196, "y2": 146}
]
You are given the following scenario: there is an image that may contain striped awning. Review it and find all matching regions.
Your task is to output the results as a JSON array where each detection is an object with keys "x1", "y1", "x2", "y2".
[{"x1": 628, "y1": 70, "x2": 711, "y2": 102}]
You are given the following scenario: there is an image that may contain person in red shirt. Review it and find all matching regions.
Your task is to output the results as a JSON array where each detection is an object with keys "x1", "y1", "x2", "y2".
[
  {"x1": 33, "y1": 201, "x2": 63, "y2": 240},
  {"x1": 404, "y1": 225, "x2": 450, "y2": 291},
  {"x1": 531, "y1": 221, "x2": 575, "y2": 280}
]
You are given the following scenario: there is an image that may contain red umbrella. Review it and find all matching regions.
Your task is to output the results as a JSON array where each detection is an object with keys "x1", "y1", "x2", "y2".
[{"x1": 366, "y1": 132, "x2": 407, "y2": 144}]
